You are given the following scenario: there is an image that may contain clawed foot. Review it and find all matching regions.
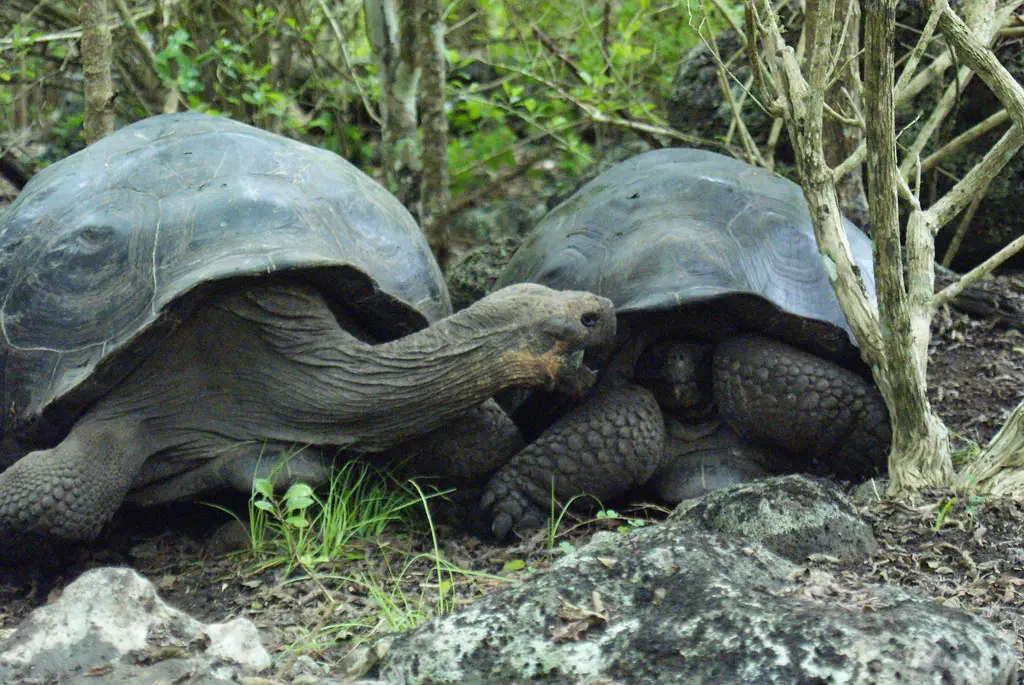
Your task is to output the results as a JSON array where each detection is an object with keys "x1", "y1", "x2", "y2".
[{"x1": 480, "y1": 472, "x2": 551, "y2": 540}]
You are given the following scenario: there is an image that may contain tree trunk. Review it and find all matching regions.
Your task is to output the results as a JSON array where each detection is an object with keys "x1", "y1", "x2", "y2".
[
  {"x1": 417, "y1": 0, "x2": 451, "y2": 266},
  {"x1": 956, "y1": 398, "x2": 1024, "y2": 493},
  {"x1": 364, "y1": 0, "x2": 420, "y2": 205},
  {"x1": 80, "y1": 0, "x2": 115, "y2": 143},
  {"x1": 863, "y1": 0, "x2": 953, "y2": 493}
]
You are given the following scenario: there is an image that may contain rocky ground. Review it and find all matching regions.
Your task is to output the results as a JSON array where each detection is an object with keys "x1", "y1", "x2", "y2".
[{"x1": 0, "y1": 271, "x2": 1022, "y2": 682}]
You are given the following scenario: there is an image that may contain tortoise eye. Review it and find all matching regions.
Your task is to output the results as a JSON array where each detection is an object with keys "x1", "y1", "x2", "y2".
[
  {"x1": 76, "y1": 225, "x2": 114, "y2": 248},
  {"x1": 580, "y1": 311, "x2": 601, "y2": 328}
]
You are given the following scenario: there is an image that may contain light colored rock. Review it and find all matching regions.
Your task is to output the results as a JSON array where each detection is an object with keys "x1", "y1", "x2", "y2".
[
  {"x1": 0, "y1": 567, "x2": 270, "y2": 683},
  {"x1": 374, "y1": 519, "x2": 1018, "y2": 684},
  {"x1": 669, "y1": 474, "x2": 877, "y2": 562}
]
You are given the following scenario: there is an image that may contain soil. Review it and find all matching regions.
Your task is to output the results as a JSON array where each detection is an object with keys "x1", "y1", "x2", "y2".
[{"x1": 0, "y1": 273, "x2": 1023, "y2": 681}]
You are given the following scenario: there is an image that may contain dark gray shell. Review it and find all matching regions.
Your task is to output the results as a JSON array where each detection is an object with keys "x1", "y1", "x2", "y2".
[
  {"x1": 0, "y1": 113, "x2": 448, "y2": 449},
  {"x1": 497, "y1": 148, "x2": 876, "y2": 359}
]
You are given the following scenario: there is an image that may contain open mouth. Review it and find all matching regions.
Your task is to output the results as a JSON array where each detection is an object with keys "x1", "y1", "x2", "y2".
[{"x1": 557, "y1": 348, "x2": 599, "y2": 396}]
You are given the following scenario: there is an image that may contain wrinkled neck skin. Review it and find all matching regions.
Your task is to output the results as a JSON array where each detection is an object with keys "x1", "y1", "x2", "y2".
[{"x1": 318, "y1": 304, "x2": 558, "y2": 450}]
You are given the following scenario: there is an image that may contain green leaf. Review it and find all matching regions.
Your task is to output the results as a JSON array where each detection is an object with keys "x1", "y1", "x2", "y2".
[
  {"x1": 285, "y1": 515, "x2": 309, "y2": 528},
  {"x1": 558, "y1": 540, "x2": 576, "y2": 555},
  {"x1": 285, "y1": 483, "x2": 314, "y2": 499},
  {"x1": 286, "y1": 496, "x2": 314, "y2": 511},
  {"x1": 253, "y1": 479, "x2": 274, "y2": 498},
  {"x1": 253, "y1": 500, "x2": 274, "y2": 512},
  {"x1": 502, "y1": 558, "x2": 526, "y2": 572}
]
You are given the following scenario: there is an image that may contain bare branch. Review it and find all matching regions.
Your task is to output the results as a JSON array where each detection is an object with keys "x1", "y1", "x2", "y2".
[
  {"x1": 924, "y1": 110, "x2": 1024, "y2": 231},
  {"x1": 920, "y1": 109, "x2": 1010, "y2": 173},
  {"x1": 318, "y1": 0, "x2": 380, "y2": 125},
  {"x1": 934, "y1": 231, "x2": 1024, "y2": 309}
]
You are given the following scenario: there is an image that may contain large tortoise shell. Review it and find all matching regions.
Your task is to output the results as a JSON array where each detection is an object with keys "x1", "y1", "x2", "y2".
[
  {"x1": 497, "y1": 148, "x2": 876, "y2": 361},
  {"x1": 0, "y1": 113, "x2": 448, "y2": 452}
]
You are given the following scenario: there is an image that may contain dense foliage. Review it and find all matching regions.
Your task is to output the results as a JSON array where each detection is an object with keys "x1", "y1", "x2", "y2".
[{"x1": 0, "y1": 1, "x2": 725, "y2": 200}]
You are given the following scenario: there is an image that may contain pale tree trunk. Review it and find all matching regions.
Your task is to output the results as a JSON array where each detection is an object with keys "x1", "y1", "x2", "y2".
[
  {"x1": 364, "y1": 0, "x2": 420, "y2": 205},
  {"x1": 80, "y1": 0, "x2": 115, "y2": 143},
  {"x1": 417, "y1": 0, "x2": 451, "y2": 266},
  {"x1": 862, "y1": 0, "x2": 951, "y2": 494},
  {"x1": 931, "y1": 1, "x2": 1024, "y2": 493},
  {"x1": 746, "y1": 0, "x2": 1024, "y2": 497}
]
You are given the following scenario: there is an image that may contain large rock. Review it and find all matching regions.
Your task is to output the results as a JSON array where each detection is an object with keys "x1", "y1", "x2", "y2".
[
  {"x1": 0, "y1": 567, "x2": 270, "y2": 683},
  {"x1": 373, "y1": 518, "x2": 1018, "y2": 684},
  {"x1": 668, "y1": 474, "x2": 878, "y2": 563}
]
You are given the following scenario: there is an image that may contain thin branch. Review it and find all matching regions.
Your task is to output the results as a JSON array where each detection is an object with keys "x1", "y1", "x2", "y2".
[
  {"x1": 934, "y1": 231, "x2": 1024, "y2": 308},
  {"x1": 920, "y1": 109, "x2": 1010, "y2": 173},
  {"x1": 435, "y1": 150, "x2": 545, "y2": 227},
  {"x1": 940, "y1": 184, "x2": 991, "y2": 266},
  {"x1": 0, "y1": 5, "x2": 159, "y2": 46},
  {"x1": 110, "y1": 0, "x2": 179, "y2": 112},
  {"x1": 316, "y1": 0, "x2": 380, "y2": 125},
  {"x1": 894, "y1": 0, "x2": 945, "y2": 97},
  {"x1": 925, "y1": 124, "x2": 1024, "y2": 231}
]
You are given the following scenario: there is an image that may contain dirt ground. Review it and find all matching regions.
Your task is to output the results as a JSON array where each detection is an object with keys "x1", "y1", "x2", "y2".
[{"x1": 0, "y1": 273, "x2": 1023, "y2": 680}]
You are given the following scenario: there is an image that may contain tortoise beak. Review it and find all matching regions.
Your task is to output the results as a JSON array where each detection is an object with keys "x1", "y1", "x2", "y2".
[{"x1": 554, "y1": 348, "x2": 599, "y2": 396}]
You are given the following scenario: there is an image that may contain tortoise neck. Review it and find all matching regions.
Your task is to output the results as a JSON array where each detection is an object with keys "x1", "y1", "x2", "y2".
[{"x1": 335, "y1": 308, "x2": 546, "y2": 449}]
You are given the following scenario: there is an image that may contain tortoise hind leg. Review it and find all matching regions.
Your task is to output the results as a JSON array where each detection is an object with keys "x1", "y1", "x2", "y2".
[
  {"x1": 711, "y1": 334, "x2": 891, "y2": 479},
  {"x1": 0, "y1": 417, "x2": 148, "y2": 541},
  {"x1": 481, "y1": 385, "x2": 665, "y2": 540},
  {"x1": 127, "y1": 441, "x2": 338, "y2": 507}
]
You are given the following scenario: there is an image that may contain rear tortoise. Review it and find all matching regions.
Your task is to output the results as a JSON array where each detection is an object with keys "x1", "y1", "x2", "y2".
[
  {"x1": 483, "y1": 148, "x2": 891, "y2": 538},
  {"x1": 0, "y1": 113, "x2": 614, "y2": 544}
]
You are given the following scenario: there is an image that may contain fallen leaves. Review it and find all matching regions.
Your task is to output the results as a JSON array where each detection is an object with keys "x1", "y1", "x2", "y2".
[{"x1": 550, "y1": 591, "x2": 609, "y2": 643}]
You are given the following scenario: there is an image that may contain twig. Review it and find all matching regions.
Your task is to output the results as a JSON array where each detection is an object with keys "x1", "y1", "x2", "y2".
[
  {"x1": 699, "y1": 17, "x2": 766, "y2": 166},
  {"x1": 435, "y1": 150, "x2": 545, "y2": 227},
  {"x1": 925, "y1": 124, "x2": 1024, "y2": 232},
  {"x1": 920, "y1": 109, "x2": 1010, "y2": 173},
  {"x1": 899, "y1": 60, "x2": 976, "y2": 176},
  {"x1": 314, "y1": 0, "x2": 380, "y2": 125},
  {"x1": 0, "y1": 6, "x2": 157, "y2": 46},
  {"x1": 110, "y1": 0, "x2": 179, "y2": 112},
  {"x1": 894, "y1": 0, "x2": 945, "y2": 97},
  {"x1": 934, "y1": 232, "x2": 1024, "y2": 309},
  {"x1": 941, "y1": 182, "x2": 991, "y2": 266},
  {"x1": 531, "y1": 25, "x2": 585, "y2": 83}
]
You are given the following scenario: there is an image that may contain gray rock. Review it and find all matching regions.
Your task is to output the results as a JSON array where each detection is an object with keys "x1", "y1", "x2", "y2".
[
  {"x1": 0, "y1": 567, "x2": 270, "y2": 684},
  {"x1": 373, "y1": 519, "x2": 1018, "y2": 684},
  {"x1": 668, "y1": 474, "x2": 878, "y2": 563}
]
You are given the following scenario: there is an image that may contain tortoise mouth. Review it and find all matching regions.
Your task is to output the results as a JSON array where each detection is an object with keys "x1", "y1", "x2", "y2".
[{"x1": 556, "y1": 349, "x2": 598, "y2": 397}]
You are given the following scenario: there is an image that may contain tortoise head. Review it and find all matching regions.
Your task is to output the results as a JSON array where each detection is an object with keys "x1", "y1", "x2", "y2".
[{"x1": 463, "y1": 283, "x2": 615, "y2": 396}]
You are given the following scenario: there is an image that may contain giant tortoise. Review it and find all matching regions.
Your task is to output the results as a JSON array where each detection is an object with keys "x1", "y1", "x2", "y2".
[
  {"x1": 0, "y1": 113, "x2": 614, "y2": 544},
  {"x1": 482, "y1": 148, "x2": 891, "y2": 538}
]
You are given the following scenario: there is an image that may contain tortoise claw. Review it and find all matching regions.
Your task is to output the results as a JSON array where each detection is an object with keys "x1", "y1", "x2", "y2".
[{"x1": 481, "y1": 478, "x2": 548, "y2": 540}]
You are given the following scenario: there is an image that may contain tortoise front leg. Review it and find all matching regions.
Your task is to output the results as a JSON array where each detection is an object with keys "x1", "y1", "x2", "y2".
[
  {"x1": 712, "y1": 334, "x2": 891, "y2": 479},
  {"x1": 384, "y1": 399, "x2": 524, "y2": 486},
  {"x1": 481, "y1": 385, "x2": 666, "y2": 539},
  {"x1": 0, "y1": 417, "x2": 148, "y2": 541}
]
